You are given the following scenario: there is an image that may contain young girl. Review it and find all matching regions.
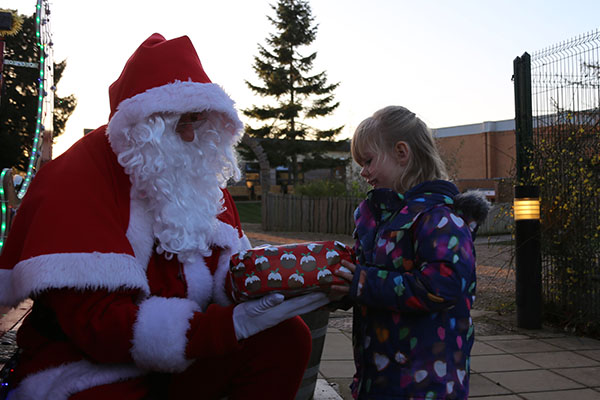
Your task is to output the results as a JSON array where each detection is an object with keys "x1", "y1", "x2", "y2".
[{"x1": 333, "y1": 106, "x2": 489, "y2": 399}]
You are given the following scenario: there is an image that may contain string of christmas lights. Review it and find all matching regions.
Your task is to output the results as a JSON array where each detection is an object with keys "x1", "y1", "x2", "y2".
[
  {"x1": 0, "y1": 169, "x2": 8, "y2": 252},
  {"x1": 0, "y1": 0, "x2": 53, "y2": 254},
  {"x1": 18, "y1": 0, "x2": 54, "y2": 198}
]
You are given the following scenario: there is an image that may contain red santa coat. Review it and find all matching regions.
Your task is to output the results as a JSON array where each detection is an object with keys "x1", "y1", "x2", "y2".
[{"x1": 0, "y1": 33, "x2": 250, "y2": 399}]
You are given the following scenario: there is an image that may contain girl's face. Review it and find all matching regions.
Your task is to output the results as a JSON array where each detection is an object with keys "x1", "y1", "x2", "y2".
[{"x1": 359, "y1": 150, "x2": 402, "y2": 190}]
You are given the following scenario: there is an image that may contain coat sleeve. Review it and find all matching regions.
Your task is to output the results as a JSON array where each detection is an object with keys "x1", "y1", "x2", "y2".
[
  {"x1": 349, "y1": 207, "x2": 476, "y2": 313},
  {"x1": 41, "y1": 287, "x2": 241, "y2": 372}
]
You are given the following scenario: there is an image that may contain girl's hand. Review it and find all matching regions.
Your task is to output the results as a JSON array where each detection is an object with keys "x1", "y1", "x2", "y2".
[{"x1": 328, "y1": 259, "x2": 356, "y2": 301}]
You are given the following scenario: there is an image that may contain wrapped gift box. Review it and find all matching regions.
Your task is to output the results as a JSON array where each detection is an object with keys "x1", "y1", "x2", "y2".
[{"x1": 229, "y1": 240, "x2": 355, "y2": 302}]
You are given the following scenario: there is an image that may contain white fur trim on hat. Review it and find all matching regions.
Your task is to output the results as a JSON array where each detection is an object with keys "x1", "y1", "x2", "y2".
[
  {"x1": 1, "y1": 253, "x2": 150, "y2": 308},
  {"x1": 7, "y1": 360, "x2": 143, "y2": 400},
  {"x1": 106, "y1": 81, "x2": 243, "y2": 156},
  {"x1": 131, "y1": 296, "x2": 199, "y2": 372}
]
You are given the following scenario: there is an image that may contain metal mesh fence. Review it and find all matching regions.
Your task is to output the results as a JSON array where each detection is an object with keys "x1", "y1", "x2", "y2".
[{"x1": 529, "y1": 29, "x2": 600, "y2": 331}]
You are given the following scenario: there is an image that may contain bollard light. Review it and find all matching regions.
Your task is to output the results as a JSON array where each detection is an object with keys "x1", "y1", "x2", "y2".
[
  {"x1": 514, "y1": 185, "x2": 540, "y2": 221},
  {"x1": 514, "y1": 185, "x2": 542, "y2": 329},
  {"x1": 514, "y1": 198, "x2": 540, "y2": 221}
]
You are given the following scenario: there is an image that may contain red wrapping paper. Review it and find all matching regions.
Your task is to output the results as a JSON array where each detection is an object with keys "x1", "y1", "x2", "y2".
[{"x1": 229, "y1": 240, "x2": 355, "y2": 302}]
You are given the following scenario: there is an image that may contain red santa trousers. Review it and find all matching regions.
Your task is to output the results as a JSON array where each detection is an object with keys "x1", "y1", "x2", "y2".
[{"x1": 69, "y1": 316, "x2": 312, "y2": 400}]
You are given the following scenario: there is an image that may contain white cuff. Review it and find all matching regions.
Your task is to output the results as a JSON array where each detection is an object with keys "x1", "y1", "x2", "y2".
[{"x1": 131, "y1": 296, "x2": 199, "y2": 372}]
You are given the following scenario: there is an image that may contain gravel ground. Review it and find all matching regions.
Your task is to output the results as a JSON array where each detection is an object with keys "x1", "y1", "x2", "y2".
[{"x1": 242, "y1": 223, "x2": 520, "y2": 336}]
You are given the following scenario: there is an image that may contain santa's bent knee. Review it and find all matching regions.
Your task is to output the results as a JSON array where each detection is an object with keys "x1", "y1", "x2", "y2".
[{"x1": 269, "y1": 316, "x2": 312, "y2": 365}]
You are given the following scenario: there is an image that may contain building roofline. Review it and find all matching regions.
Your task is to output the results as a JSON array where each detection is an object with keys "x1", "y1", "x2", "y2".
[{"x1": 432, "y1": 118, "x2": 515, "y2": 138}]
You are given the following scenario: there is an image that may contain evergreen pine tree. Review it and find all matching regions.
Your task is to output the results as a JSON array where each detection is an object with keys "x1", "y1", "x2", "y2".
[
  {"x1": 243, "y1": 0, "x2": 343, "y2": 186},
  {"x1": 0, "y1": 12, "x2": 76, "y2": 171}
]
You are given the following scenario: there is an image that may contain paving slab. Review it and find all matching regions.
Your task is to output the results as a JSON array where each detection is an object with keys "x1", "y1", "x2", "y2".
[
  {"x1": 541, "y1": 337, "x2": 600, "y2": 351},
  {"x1": 472, "y1": 341, "x2": 507, "y2": 356},
  {"x1": 470, "y1": 396, "x2": 522, "y2": 400},
  {"x1": 517, "y1": 350, "x2": 600, "y2": 369},
  {"x1": 313, "y1": 379, "x2": 343, "y2": 400},
  {"x1": 477, "y1": 334, "x2": 530, "y2": 341},
  {"x1": 577, "y1": 350, "x2": 600, "y2": 362},
  {"x1": 319, "y1": 360, "x2": 356, "y2": 379},
  {"x1": 486, "y1": 338, "x2": 564, "y2": 353},
  {"x1": 520, "y1": 388, "x2": 600, "y2": 399},
  {"x1": 321, "y1": 332, "x2": 353, "y2": 361},
  {"x1": 552, "y1": 366, "x2": 600, "y2": 387},
  {"x1": 327, "y1": 378, "x2": 353, "y2": 400},
  {"x1": 482, "y1": 369, "x2": 583, "y2": 392},
  {"x1": 469, "y1": 373, "x2": 511, "y2": 397},
  {"x1": 521, "y1": 331, "x2": 571, "y2": 339},
  {"x1": 471, "y1": 354, "x2": 538, "y2": 372}
]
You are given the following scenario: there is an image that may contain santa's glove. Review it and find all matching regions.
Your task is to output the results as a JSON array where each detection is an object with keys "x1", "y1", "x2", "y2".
[{"x1": 232, "y1": 292, "x2": 329, "y2": 340}]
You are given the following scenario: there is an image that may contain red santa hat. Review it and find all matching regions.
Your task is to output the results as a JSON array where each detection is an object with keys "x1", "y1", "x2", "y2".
[{"x1": 106, "y1": 33, "x2": 243, "y2": 156}]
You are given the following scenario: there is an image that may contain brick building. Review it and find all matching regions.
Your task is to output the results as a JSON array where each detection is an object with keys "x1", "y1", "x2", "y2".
[{"x1": 433, "y1": 118, "x2": 516, "y2": 203}]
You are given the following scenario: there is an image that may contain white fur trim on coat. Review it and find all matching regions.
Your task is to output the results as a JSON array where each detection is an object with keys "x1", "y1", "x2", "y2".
[
  {"x1": 1, "y1": 253, "x2": 149, "y2": 308},
  {"x1": 183, "y1": 257, "x2": 213, "y2": 311},
  {"x1": 106, "y1": 81, "x2": 243, "y2": 157},
  {"x1": 240, "y1": 233, "x2": 251, "y2": 252},
  {"x1": 131, "y1": 296, "x2": 199, "y2": 372},
  {"x1": 7, "y1": 360, "x2": 143, "y2": 400},
  {"x1": 209, "y1": 222, "x2": 249, "y2": 306},
  {"x1": 210, "y1": 221, "x2": 243, "y2": 253},
  {"x1": 126, "y1": 198, "x2": 155, "y2": 269},
  {"x1": 212, "y1": 246, "x2": 235, "y2": 307},
  {"x1": 185, "y1": 227, "x2": 251, "y2": 308}
]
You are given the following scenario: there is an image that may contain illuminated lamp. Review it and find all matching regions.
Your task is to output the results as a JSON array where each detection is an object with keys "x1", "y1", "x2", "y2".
[{"x1": 514, "y1": 185, "x2": 542, "y2": 329}]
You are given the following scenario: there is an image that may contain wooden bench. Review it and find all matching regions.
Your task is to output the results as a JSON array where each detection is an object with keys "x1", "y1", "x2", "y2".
[
  {"x1": 0, "y1": 169, "x2": 28, "y2": 398},
  {"x1": 0, "y1": 301, "x2": 31, "y2": 398},
  {"x1": 228, "y1": 185, "x2": 251, "y2": 200}
]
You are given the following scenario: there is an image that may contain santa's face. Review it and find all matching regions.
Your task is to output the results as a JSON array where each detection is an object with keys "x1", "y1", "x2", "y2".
[
  {"x1": 175, "y1": 111, "x2": 209, "y2": 142},
  {"x1": 117, "y1": 112, "x2": 241, "y2": 263}
]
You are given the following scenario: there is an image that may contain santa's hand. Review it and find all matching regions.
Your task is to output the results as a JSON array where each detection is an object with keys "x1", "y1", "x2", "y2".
[{"x1": 232, "y1": 292, "x2": 329, "y2": 340}]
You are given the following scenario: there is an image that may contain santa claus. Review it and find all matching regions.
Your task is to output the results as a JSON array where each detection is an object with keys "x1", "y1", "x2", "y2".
[{"x1": 0, "y1": 33, "x2": 328, "y2": 399}]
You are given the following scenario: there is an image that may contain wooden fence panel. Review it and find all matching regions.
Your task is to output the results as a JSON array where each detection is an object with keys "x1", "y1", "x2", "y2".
[
  {"x1": 263, "y1": 193, "x2": 363, "y2": 235},
  {"x1": 319, "y1": 198, "x2": 328, "y2": 233},
  {"x1": 262, "y1": 194, "x2": 510, "y2": 236}
]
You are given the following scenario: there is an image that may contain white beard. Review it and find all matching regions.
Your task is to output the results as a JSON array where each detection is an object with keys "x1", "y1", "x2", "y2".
[{"x1": 116, "y1": 113, "x2": 241, "y2": 263}]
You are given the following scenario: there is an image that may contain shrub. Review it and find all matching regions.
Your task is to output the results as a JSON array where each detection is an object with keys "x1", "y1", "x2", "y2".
[
  {"x1": 294, "y1": 179, "x2": 348, "y2": 197},
  {"x1": 523, "y1": 114, "x2": 600, "y2": 336}
]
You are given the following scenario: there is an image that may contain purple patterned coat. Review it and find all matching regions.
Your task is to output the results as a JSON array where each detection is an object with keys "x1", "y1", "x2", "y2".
[{"x1": 348, "y1": 180, "x2": 489, "y2": 399}]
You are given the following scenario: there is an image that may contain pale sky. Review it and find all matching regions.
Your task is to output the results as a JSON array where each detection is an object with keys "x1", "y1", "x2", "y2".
[{"x1": 4, "y1": 0, "x2": 600, "y2": 157}]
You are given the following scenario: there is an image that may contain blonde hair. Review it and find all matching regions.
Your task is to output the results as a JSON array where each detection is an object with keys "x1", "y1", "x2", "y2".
[{"x1": 351, "y1": 105, "x2": 448, "y2": 193}]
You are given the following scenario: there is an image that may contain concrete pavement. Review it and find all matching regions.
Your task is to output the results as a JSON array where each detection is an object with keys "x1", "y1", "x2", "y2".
[{"x1": 314, "y1": 321, "x2": 600, "y2": 399}]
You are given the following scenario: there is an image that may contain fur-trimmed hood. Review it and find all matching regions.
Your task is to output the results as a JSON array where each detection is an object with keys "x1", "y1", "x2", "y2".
[{"x1": 454, "y1": 190, "x2": 492, "y2": 233}]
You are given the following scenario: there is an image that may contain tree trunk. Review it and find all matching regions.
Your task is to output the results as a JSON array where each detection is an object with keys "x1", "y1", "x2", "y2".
[{"x1": 241, "y1": 133, "x2": 271, "y2": 228}]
